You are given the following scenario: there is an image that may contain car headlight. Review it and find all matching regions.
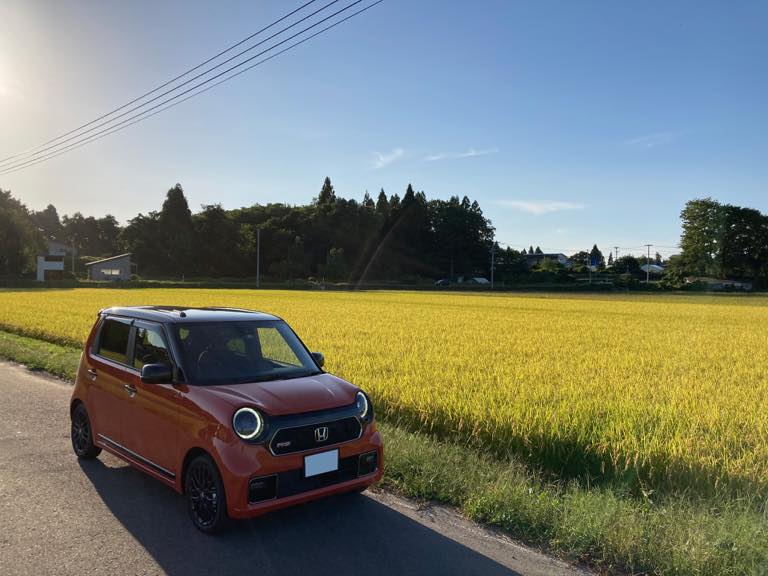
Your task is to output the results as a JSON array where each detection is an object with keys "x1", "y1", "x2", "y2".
[
  {"x1": 233, "y1": 407, "x2": 263, "y2": 440},
  {"x1": 356, "y1": 391, "x2": 370, "y2": 420}
]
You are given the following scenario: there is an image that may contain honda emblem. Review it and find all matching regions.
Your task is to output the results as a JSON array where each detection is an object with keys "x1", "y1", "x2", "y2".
[{"x1": 314, "y1": 426, "x2": 329, "y2": 442}]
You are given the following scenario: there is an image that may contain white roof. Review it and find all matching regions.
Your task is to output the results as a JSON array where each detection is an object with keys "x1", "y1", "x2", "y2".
[{"x1": 85, "y1": 253, "x2": 132, "y2": 266}]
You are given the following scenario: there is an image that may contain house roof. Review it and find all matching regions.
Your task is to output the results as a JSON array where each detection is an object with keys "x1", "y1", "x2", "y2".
[
  {"x1": 525, "y1": 253, "x2": 567, "y2": 259},
  {"x1": 84, "y1": 253, "x2": 133, "y2": 266}
]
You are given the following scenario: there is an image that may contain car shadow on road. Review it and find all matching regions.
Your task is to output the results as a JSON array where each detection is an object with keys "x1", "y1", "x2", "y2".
[{"x1": 79, "y1": 458, "x2": 520, "y2": 576}]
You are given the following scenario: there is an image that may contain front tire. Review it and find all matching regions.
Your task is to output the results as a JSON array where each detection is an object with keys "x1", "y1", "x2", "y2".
[
  {"x1": 71, "y1": 403, "x2": 101, "y2": 460},
  {"x1": 186, "y1": 455, "x2": 229, "y2": 534}
]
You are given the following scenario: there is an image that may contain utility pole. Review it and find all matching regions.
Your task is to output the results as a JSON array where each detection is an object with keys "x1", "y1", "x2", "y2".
[
  {"x1": 256, "y1": 228, "x2": 261, "y2": 289},
  {"x1": 71, "y1": 235, "x2": 87, "y2": 277},
  {"x1": 645, "y1": 244, "x2": 652, "y2": 284},
  {"x1": 490, "y1": 242, "x2": 495, "y2": 290}
]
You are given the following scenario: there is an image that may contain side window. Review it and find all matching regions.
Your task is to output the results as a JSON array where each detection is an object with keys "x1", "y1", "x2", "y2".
[
  {"x1": 134, "y1": 325, "x2": 172, "y2": 369},
  {"x1": 257, "y1": 327, "x2": 301, "y2": 367},
  {"x1": 98, "y1": 319, "x2": 131, "y2": 364}
]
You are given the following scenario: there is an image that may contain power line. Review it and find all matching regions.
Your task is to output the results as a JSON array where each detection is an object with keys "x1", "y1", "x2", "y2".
[
  {"x1": 0, "y1": 1, "x2": 324, "y2": 165},
  {"x1": 0, "y1": 0, "x2": 384, "y2": 176},
  {"x1": 0, "y1": 0, "x2": 346, "y2": 170}
]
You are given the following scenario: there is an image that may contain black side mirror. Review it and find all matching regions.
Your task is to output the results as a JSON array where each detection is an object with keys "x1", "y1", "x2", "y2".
[
  {"x1": 311, "y1": 352, "x2": 325, "y2": 368},
  {"x1": 141, "y1": 363, "x2": 173, "y2": 384}
]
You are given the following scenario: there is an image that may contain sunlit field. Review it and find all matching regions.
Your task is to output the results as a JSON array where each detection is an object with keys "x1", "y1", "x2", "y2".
[{"x1": 2, "y1": 288, "x2": 767, "y2": 496}]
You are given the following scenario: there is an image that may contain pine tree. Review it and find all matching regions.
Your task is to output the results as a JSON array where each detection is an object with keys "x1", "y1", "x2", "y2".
[
  {"x1": 159, "y1": 183, "x2": 194, "y2": 276},
  {"x1": 402, "y1": 184, "x2": 416, "y2": 207},
  {"x1": 528, "y1": 246, "x2": 534, "y2": 254},
  {"x1": 362, "y1": 191, "x2": 374, "y2": 208},
  {"x1": 535, "y1": 246, "x2": 543, "y2": 254},
  {"x1": 590, "y1": 244, "x2": 604, "y2": 267},
  {"x1": 375, "y1": 189, "x2": 389, "y2": 215},
  {"x1": 608, "y1": 251, "x2": 614, "y2": 266},
  {"x1": 317, "y1": 176, "x2": 336, "y2": 205}
]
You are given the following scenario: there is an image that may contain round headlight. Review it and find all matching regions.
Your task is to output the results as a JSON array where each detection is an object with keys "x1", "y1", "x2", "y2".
[
  {"x1": 233, "y1": 407, "x2": 263, "y2": 440},
  {"x1": 356, "y1": 391, "x2": 369, "y2": 420}
]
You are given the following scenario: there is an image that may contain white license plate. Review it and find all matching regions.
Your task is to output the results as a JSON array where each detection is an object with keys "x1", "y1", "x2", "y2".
[{"x1": 304, "y1": 449, "x2": 339, "y2": 477}]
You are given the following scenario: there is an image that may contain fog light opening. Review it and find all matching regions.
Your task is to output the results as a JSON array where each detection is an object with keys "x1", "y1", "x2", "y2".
[
  {"x1": 248, "y1": 474, "x2": 278, "y2": 503},
  {"x1": 357, "y1": 451, "x2": 378, "y2": 477}
]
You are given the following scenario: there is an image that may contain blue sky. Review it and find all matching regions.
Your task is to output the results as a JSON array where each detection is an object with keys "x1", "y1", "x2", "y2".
[{"x1": 0, "y1": 0, "x2": 765, "y2": 258}]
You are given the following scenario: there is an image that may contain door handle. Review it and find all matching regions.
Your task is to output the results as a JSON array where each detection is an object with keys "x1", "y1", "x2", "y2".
[
  {"x1": 87, "y1": 368, "x2": 97, "y2": 381},
  {"x1": 123, "y1": 384, "x2": 137, "y2": 397}
]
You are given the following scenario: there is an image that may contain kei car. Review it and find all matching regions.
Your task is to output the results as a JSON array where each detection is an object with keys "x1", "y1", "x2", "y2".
[{"x1": 70, "y1": 306, "x2": 383, "y2": 532}]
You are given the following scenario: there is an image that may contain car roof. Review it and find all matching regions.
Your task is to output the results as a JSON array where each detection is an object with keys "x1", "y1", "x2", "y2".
[{"x1": 99, "y1": 306, "x2": 282, "y2": 324}]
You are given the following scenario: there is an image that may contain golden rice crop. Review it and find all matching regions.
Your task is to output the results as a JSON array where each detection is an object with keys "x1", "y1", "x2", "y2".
[{"x1": 2, "y1": 288, "x2": 767, "y2": 495}]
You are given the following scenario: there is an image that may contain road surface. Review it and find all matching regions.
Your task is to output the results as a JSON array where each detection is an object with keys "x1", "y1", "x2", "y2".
[{"x1": 0, "y1": 360, "x2": 588, "y2": 576}]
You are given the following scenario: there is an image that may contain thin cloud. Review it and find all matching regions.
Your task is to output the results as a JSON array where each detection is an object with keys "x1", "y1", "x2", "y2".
[
  {"x1": 624, "y1": 132, "x2": 677, "y2": 148},
  {"x1": 496, "y1": 200, "x2": 585, "y2": 215},
  {"x1": 370, "y1": 148, "x2": 404, "y2": 170},
  {"x1": 423, "y1": 148, "x2": 498, "y2": 162}
]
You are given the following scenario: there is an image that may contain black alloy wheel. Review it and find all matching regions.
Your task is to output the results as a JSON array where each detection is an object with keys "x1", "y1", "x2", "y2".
[
  {"x1": 186, "y1": 455, "x2": 228, "y2": 533},
  {"x1": 71, "y1": 403, "x2": 101, "y2": 459}
]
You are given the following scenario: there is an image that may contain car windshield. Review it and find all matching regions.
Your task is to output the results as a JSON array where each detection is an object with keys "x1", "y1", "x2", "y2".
[{"x1": 172, "y1": 320, "x2": 321, "y2": 385}]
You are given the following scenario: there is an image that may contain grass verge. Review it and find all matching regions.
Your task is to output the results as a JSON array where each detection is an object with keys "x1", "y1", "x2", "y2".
[
  {"x1": 0, "y1": 329, "x2": 766, "y2": 575},
  {"x1": 0, "y1": 330, "x2": 81, "y2": 380}
]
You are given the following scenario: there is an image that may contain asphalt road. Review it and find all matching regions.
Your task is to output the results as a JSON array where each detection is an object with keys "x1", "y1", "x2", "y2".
[{"x1": 0, "y1": 361, "x2": 588, "y2": 576}]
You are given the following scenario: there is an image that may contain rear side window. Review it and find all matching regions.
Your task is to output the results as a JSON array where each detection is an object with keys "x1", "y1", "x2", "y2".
[
  {"x1": 97, "y1": 319, "x2": 131, "y2": 364},
  {"x1": 134, "y1": 325, "x2": 172, "y2": 369}
]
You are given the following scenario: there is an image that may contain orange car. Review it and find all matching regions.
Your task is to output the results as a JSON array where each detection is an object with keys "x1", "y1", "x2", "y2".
[{"x1": 70, "y1": 306, "x2": 383, "y2": 532}]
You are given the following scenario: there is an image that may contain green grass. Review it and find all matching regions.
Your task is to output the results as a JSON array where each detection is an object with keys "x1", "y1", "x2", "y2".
[
  {"x1": 1, "y1": 329, "x2": 766, "y2": 575},
  {"x1": 382, "y1": 424, "x2": 768, "y2": 575},
  {"x1": 0, "y1": 330, "x2": 80, "y2": 380}
]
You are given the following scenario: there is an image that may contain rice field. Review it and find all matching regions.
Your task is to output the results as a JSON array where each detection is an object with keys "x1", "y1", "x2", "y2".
[{"x1": 2, "y1": 287, "x2": 767, "y2": 497}]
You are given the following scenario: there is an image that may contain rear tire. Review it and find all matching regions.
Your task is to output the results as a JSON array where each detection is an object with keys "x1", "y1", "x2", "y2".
[
  {"x1": 71, "y1": 403, "x2": 101, "y2": 460},
  {"x1": 185, "y1": 455, "x2": 229, "y2": 534}
]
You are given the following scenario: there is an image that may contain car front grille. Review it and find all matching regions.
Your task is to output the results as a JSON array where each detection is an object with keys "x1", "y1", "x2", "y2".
[
  {"x1": 248, "y1": 452, "x2": 379, "y2": 503},
  {"x1": 269, "y1": 416, "x2": 362, "y2": 455},
  {"x1": 275, "y1": 455, "x2": 359, "y2": 498}
]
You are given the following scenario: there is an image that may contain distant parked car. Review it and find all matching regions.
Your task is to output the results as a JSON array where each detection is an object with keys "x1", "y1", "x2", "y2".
[
  {"x1": 434, "y1": 279, "x2": 451, "y2": 287},
  {"x1": 70, "y1": 306, "x2": 382, "y2": 533},
  {"x1": 467, "y1": 277, "x2": 490, "y2": 285}
]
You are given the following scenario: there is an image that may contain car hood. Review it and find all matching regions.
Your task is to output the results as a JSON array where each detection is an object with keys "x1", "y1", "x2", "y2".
[{"x1": 195, "y1": 372, "x2": 359, "y2": 416}]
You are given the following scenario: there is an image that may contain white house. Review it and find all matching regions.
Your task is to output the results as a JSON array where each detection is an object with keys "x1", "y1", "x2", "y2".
[
  {"x1": 525, "y1": 253, "x2": 570, "y2": 269},
  {"x1": 36, "y1": 241, "x2": 68, "y2": 281},
  {"x1": 640, "y1": 264, "x2": 665, "y2": 275}
]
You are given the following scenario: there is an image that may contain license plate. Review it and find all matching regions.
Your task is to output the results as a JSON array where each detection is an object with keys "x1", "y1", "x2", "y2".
[{"x1": 304, "y1": 449, "x2": 339, "y2": 477}]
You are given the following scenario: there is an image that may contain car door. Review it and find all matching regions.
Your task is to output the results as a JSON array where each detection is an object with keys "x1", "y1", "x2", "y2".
[
  {"x1": 120, "y1": 320, "x2": 179, "y2": 480},
  {"x1": 87, "y1": 316, "x2": 134, "y2": 446}
]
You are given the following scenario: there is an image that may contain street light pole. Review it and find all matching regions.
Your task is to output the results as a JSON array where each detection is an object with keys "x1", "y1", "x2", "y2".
[
  {"x1": 256, "y1": 228, "x2": 261, "y2": 289},
  {"x1": 645, "y1": 243, "x2": 652, "y2": 284},
  {"x1": 490, "y1": 242, "x2": 495, "y2": 290}
]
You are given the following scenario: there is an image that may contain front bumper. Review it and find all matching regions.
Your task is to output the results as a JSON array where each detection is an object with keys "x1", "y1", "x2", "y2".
[{"x1": 219, "y1": 424, "x2": 384, "y2": 519}]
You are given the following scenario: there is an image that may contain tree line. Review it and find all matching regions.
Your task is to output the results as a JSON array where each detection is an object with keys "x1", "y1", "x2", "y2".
[
  {"x1": 3, "y1": 182, "x2": 767, "y2": 287},
  {"x1": 1, "y1": 179, "x2": 500, "y2": 282},
  {"x1": 675, "y1": 198, "x2": 768, "y2": 282}
]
